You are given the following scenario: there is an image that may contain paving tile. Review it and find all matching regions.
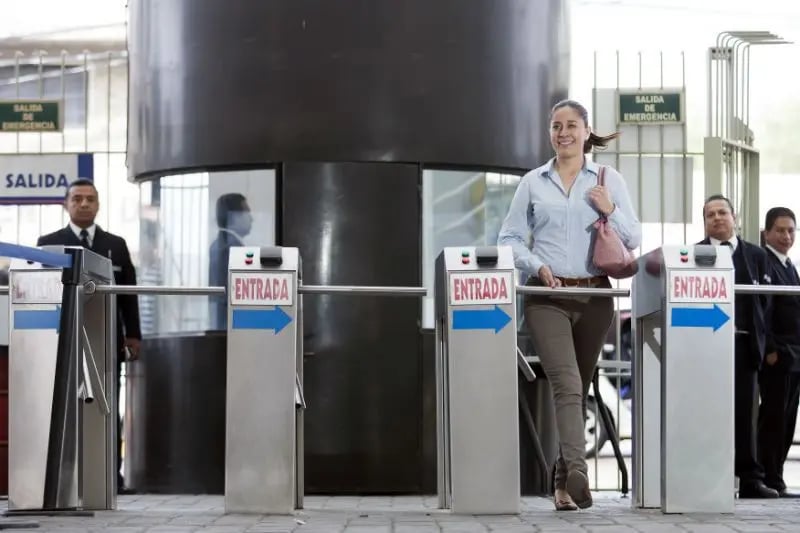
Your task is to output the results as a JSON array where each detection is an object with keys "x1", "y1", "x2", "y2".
[{"x1": 4, "y1": 494, "x2": 800, "y2": 533}]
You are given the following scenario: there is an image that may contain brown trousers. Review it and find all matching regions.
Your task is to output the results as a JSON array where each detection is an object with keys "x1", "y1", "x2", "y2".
[{"x1": 523, "y1": 277, "x2": 614, "y2": 489}]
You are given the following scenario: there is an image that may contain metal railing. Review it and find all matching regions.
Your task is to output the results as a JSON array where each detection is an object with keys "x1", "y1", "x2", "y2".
[
  {"x1": 83, "y1": 283, "x2": 427, "y2": 297},
  {"x1": 2, "y1": 282, "x2": 796, "y2": 299},
  {"x1": 516, "y1": 286, "x2": 630, "y2": 298},
  {"x1": 3, "y1": 278, "x2": 800, "y2": 497}
]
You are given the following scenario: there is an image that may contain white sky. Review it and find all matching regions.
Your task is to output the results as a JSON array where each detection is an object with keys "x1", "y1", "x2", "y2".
[{"x1": 0, "y1": 0, "x2": 126, "y2": 39}]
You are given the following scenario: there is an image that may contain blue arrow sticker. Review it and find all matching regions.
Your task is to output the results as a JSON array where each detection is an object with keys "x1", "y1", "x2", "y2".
[
  {"x1": 14, "y1": 307, "x2": 61, "y2": 330},
  {"x1": 231, "y1": 307, "x2": 293, "y2": 333},
  {"x1": 671, "y1": 304, "x2": 730, "y2": 332},
  {"x1": 452, "y1": 305, "x2": 511, "y2": 333}
]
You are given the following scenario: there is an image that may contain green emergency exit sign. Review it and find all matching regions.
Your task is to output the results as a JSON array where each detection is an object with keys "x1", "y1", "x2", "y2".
[
  {"x1": 0, "y1": 100, "x2": 62, "y2": 132},
  {"x1": 618, "y1": 91, "x2": 683, "y2": 125}
]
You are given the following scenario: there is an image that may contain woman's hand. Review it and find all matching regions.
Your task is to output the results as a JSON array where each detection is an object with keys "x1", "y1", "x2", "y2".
[
  {"x1": 589, "y1": 185, "x2": 615, "y2": 216},
  {"x1": 538, "y1": 265, "x2": 562, "y2": 288}
]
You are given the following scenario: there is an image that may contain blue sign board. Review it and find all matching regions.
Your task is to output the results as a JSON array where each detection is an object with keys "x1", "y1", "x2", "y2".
[
  {"x1": 1, "y1": 153, "x2": 94, "y2": 205},
  {"x1": 14, "y1": 307, "x2": 61, "y2": 330}
]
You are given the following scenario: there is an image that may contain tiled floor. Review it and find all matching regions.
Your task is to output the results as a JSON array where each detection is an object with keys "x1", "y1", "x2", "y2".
[{"x1": 1, "y1": 494, "x2": 800, "y2": 532}]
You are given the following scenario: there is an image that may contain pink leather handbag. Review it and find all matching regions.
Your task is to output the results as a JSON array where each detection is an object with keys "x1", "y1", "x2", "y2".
[{"x1": 592, "y1": 166, "x2": 638, "y2": 279}]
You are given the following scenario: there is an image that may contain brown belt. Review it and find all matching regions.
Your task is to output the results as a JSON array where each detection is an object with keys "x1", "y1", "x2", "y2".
[{"x1": 555, "y1": 275, "x2": 607, "y2": 288}]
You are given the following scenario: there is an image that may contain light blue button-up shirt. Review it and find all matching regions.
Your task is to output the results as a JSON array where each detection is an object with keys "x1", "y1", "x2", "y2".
[{"x1": 498, "y1": 157, "x2": 641, "y2": 278}]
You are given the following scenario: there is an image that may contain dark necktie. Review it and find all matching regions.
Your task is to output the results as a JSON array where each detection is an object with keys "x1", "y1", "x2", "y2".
[
  {"x1": 721, "y1": 240, "x2": 732, "y2": 248},
  {"x1": 80, "y1": 229, "x2": 90, "y2": 248},
  {"x1": 786, "y1": 258, "x2": 799, "y2": 284}
]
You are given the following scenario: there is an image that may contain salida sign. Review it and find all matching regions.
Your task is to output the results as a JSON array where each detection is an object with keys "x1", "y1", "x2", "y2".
[
  {"x1": 668, "y1": 270, "x2": 732, "y2": 303},
  {"x1": 449, "y1": 271, "x2": 513, "y2": 306},
  {"x1": 1, "y1": 153, "x2": 94, "y2": 205},
  {"x1": 229, "y1": 272, "x2": 293, "y2": 306},
  {"x1": 11, "y1": 271, "x2": 63, "y2": 304}
]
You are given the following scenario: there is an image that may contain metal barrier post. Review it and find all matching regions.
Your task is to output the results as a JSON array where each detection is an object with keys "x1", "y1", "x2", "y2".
[
  {"x1": 435, "y1": 245, "x2": 519, "y2": 514},
  {"x1": 224, "y1": 246, "x2": 302, "y2": 514},
  {"x1": 633, "y1": 245, "x2": 735, "y2": 514},
  {"x1": 77, "y1": 249, "x2": 117, "y2": 511},
  {"x1": 6, "y1": 245, "x2": 114, "y2": 514},
  {"x1": 632, "y1": 249, "x2": 664, "y2": 509},
  {"x1": 8, "y1": 253, "x2": 68, "y2": 511}
]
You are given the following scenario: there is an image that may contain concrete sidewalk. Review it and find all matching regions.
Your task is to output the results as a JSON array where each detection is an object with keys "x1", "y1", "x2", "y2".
[{"x1": 1, "y1": 494, "x2": 799, "y2": 532}]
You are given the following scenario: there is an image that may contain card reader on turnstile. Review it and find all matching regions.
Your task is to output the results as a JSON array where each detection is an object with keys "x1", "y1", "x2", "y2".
[{"x1": 693, "y1": 244, "x2": 717, "y2": 267}]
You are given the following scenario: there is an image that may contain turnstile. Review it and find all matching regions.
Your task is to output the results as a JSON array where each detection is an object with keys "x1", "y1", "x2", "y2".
[
  {"x1": 8, "y1": 246, "x2": 117, "y2": 512},
  {"x1": 632, "y1": 244, "x2": 735, "y2": 513},
  {"x1": 435, "y1": 245, "x2": 519, "y2": 514},
  {"x1": 224, "y1": 246, "x2": 304, "y2": 514}
]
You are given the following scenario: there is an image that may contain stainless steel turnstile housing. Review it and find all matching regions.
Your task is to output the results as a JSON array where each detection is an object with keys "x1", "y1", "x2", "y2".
[
  {"x1": 225, "y1": 246, "x2": 304, "y2": 514},
  {"x1": 8, "y1": 246, "x2": 117, "y2": 511},
  {"x1": 435, "y1": 245, "x2": 519, "y2": 514},
  {"x1": 633, "y1": 244, "x2": 735, "y2": 513}
]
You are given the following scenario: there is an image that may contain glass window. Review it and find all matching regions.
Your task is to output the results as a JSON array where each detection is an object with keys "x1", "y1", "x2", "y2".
[
  {"x1": 138, "y1": 169, "x2": 276, "y2": 336},
  {"x1": 0, "y1": 65, "x2": 87, "y2": 128},
  {"x1": 421, "y1": 169, "x2": 522, "y2": 329}
]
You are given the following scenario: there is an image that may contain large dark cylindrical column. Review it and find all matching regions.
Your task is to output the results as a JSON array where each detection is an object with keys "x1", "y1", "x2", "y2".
[
  {"x1": 127, "y1": 0, "x2": 569, "y2": 495},
  {"x1": 127, "y1": 0, "x2": 569, "y2": 177}
]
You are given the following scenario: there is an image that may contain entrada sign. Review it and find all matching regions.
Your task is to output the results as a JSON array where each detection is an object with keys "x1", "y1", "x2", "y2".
[
  {"x1": 448, "y1": 271, "x2": 513, "y2": 306},
  {"x1": 668, "y1": 270, "x2": 732, "y2": 303},
  {"x1": 229, "y1": 272, "x2": 294, "y2": 306}
]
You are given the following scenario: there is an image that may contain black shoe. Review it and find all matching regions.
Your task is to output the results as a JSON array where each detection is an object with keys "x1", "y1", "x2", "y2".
[{"x1": 739, "y1": 481, "x2": 779, "y2": 499}]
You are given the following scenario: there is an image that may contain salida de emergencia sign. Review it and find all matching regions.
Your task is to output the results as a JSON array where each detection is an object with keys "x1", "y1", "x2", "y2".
[
  {"x1": 1, "y1": 153, "x2": 94, "y2": 205},
  {"x1": 617, "y1": 90, "x2": 684, "y2": 125},
  {"x1": 0, "y1": 100, "x2": 62, "y2": 132}
]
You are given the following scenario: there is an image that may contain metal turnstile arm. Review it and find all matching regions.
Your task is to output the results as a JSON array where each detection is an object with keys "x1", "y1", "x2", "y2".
[
  {"x1": 295, "y1": 374, "x2": 306, "y2": 409},
  {"x1": 591, "y1": 370, "x2": 629, "y2": 496},
  {"x1": 517, "y1": 375, "x2": 551, "y2": 495},
  {"x1": 517, "y1": 347, "x2": 536, "y2": 382},
  {"x1": 81, "y1": 326, "x2": 111, "y2": 416}
]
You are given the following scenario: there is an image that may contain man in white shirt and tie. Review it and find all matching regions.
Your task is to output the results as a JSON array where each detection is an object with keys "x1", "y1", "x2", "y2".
[
  {"x1": 37, "y1": 178, "x2": 141, "y2": 494},
  {"x1": 759, "y1": 207, "x2": 800, "y2": 497},
  {"x1": 700, "y1": 194, "x2": 777, "y2": 498}
]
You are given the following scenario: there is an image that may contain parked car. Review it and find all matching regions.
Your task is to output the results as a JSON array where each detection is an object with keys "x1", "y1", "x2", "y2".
[
  {"x1": 586, "y1": 310, "x2": 800, "y2": 456},
  {"x1": 583, "y1": 310, "x2": 632, "y2": 458}
]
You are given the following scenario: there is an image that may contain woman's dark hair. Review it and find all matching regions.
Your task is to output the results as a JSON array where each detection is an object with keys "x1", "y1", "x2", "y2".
[{"x1": 550, "y1": 99, "x2": 621, "y2": 154}]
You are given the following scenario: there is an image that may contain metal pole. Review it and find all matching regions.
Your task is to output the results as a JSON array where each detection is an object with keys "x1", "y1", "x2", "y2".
[
  {"x1": 516, "y1": 286, "x2": 630, "y2": 298},
  {"x1": 48, "y1": 283, "x2": 800, "y2": 298},
  {"x1": 734, "y1": 285, "x2": 800, "y2": 295},
  {"x1": 90, "y1": 285, "x2": 226, "y2": 296},
  {"x1": 87, "y1": 284, "x2": 429, "y2": 297},
  {"x1": 299, "y1": 285, "x2": 427, "y2": 297}
]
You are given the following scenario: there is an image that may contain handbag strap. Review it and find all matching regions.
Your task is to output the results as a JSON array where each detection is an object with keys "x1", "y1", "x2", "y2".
[{"x1": 597, "y1": 165, "x2": 607, "y2": 220}]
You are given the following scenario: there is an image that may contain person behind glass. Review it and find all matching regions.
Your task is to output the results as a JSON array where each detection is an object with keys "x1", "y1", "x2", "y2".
[
  {"x1": 699, "y1": 194, "x2": 777, "y2": 498},
  {"x1": 758, "y1": 207, "x2": 800, "y2": 498},
  {"x1": 37, "y1": 178, "x2": 141, "y2": 494},
  {"x1": 209, "y1": 193, "x2": 253, "y2": 329},
  {"x1": 498, "y1": 99, "x2": 641, "y2": 511}
]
